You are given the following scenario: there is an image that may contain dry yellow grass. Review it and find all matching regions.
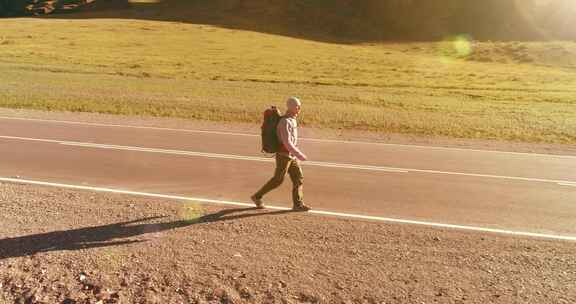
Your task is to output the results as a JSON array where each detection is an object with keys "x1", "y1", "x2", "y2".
[{"x1": 0, "y1": 16, "x2": 575, "y2": 143}]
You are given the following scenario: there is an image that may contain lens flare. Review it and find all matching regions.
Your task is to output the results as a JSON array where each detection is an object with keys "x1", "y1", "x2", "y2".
[
  {"x1": 453, "y1": 35, "x2": 474, "y2": 57},
  {"x1": 179, "y1": 201, "x2": 204, "y2": 223},
  {"x1": 438, "y1": 34, "x2": 474, "y2": 63}
]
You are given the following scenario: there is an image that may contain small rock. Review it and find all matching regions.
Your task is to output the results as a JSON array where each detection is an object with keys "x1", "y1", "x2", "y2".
[{"x1": 79, "y1": 272, "x2": 87, "y2": 282}]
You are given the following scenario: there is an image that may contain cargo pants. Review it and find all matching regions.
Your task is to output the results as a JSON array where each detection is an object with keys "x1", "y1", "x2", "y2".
[{"x1": 253, "y1": 153, "x2": 304, "y2": 206}]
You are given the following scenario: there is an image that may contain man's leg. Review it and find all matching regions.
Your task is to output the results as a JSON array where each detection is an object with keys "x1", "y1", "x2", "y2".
[
  {"x1": 288, "y1": 159, "x2": 309, "y2": 211},
  {"x1": 252, "y1": 154, "x2": 291, "y2": 206}
]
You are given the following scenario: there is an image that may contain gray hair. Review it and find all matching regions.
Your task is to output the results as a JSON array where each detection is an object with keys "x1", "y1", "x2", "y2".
[{"x1": 286, "y1": 97, "x2": 302, "y2": 109}]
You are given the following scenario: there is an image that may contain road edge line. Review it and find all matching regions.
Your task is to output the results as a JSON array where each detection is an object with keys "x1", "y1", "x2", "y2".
[{"x1": 1, "y1": 177, "x2": 575, "y2": 242}]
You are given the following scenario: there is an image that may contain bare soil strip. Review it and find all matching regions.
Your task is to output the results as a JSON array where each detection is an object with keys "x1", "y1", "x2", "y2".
[{"x1": 1, "y1": 183, "x2": 574, "y2": 303}]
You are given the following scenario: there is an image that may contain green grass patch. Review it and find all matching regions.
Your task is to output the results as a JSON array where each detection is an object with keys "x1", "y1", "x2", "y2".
[{"x1": 0, "y1": 17, "x2": 575, "y2": 144}]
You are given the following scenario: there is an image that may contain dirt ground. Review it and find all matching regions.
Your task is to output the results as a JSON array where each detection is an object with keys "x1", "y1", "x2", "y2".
[{"x1": 0, "y1": 183, "x2": 575, "y2": 304}]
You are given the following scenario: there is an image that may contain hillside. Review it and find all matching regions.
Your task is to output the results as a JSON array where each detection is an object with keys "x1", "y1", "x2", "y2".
[{"x1": 1, "y1": 0, "x2": 576, "y2": 41}]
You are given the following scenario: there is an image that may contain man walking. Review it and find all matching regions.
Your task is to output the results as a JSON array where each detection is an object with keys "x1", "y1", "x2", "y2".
[{"x1": 252, "y1": 97, "x2": 311, "y2": 211}]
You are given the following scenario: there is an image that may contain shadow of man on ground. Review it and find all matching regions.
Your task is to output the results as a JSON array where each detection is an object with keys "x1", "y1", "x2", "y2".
[
  {"x1": 0, "y1": 206, "x2": 294, "y2": 260},
  {"x1": 196, "y1": 207, "x2": 293, "y2": 224}
]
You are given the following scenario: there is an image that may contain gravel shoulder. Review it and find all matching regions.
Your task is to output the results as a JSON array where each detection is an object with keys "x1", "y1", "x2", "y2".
[{"x1": 1, "y1": 183, "x2": 575, "y2": 304}]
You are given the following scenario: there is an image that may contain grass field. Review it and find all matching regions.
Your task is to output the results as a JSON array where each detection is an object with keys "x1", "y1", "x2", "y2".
[{"x1": 1, "y1": 11, "x2": 576, "y2": 144}]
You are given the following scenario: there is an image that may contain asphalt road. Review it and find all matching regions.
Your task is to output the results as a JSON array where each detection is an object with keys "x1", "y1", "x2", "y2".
[{"x1": 1, "y1": 117, "x2": 575, "y2": 238}]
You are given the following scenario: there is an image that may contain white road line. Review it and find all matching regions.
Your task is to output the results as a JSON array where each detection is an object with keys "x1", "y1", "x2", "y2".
[
  {"x1": 0, "y1": 116, "x2": 258, "y2": 137},
  {"x1": 406, "y1": 168, "x2": 576, "y2": 185},
  {"x1": 559, "y1": 183, "x2": 576, "y2": 188},
  {"x1": 1, "y1": 135, "x2": 575, "y2": 185},
  {"x1": 1, "y1": 177, "x2": 575, "y2": 242},
  {"x1": 0, "y1": 135, "x2": 408, "y2": 174},
  {"x1": 1, "y1": 116, "x2": 575, "y2": 159}
]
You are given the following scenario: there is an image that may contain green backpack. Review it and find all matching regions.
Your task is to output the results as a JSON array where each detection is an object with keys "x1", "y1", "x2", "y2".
[{"x1": 261, "y1": 106, "x2": 283, "y2": 153}]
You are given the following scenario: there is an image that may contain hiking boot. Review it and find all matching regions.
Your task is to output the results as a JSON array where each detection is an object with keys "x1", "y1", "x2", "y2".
[
  {"x1": 251, "y1": 195, "x2": 265, "y2": 209},
  {"x1": 292, "y1": 203, "x2": 311, "y2": 212}
]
